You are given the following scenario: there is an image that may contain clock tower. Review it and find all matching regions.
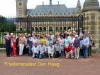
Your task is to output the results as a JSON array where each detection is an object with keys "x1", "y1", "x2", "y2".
[{"x1": 16, "y1": 0, "x2": 27, "y2": 17}]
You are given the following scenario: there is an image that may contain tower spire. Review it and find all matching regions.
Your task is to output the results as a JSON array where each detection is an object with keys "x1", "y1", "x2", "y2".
[
  {"x1": 50, "y1": 0, "x2": 52, "y2": 5},
  {"x1": 77, "y1": 0, "x2": 81, "y2": 9}
]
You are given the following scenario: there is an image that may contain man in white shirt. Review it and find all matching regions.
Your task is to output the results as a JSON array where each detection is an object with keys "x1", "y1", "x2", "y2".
[
  {"x1": 32, "y1": 43, "x2": 39, "y2": 58},
  {"x1": 31, "y1": 36, "x2": 37, "y2": 45},
  {"x1": 39, "y1": 43, "x2": 47, "y2": 59},
  {"x1": 82, "y1": 33, "x2": 89, "y2": 58}
]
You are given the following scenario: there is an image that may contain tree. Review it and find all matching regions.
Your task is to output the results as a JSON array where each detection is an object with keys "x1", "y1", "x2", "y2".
[{"x1": 0, "y1": 16, "x2": 16, "y2": 32}]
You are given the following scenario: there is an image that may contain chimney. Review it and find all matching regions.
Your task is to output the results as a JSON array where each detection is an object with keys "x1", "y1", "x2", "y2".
[
  {"x1": 50, "y1": 0, "x2": 52, "y2": 5},
  {"x1": 58, "y1": 1, "x2": 59, "y2": 5}
]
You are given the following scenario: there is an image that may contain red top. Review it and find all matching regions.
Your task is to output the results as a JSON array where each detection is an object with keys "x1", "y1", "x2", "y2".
[
  {"x1": 64, "y1": 46, "x2": 73, "y2": 52},
  {"x1": 11, "y1": 38, "x2": 16, "y2": 47}
]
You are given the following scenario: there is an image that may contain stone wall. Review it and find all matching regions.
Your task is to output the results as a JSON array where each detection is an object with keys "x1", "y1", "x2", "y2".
[{"x1": 83, "y1": 11, "x2": 100, "y2": 50}]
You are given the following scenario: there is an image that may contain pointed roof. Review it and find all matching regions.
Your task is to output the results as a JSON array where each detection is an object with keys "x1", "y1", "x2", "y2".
[
  {"x1": 83, "y1": 0, "x2": 100, "y2": 11},
  {"x1": 77, "y1": 0, "x2": 81, "y2": 9},
  {"x1": 27, "y1": 5, "x2": 79, "y2": 16}
]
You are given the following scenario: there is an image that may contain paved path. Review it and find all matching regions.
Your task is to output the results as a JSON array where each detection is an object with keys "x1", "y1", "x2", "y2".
[{"x1": 0, "y1": 53, "x2": 100, "y2": 75}]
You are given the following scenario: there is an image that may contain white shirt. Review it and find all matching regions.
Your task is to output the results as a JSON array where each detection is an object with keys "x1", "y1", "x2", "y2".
[
  {"x1": 39, "y1": 45, "x2": 46, "y2": 54},
  {"x1": 32, "y1": 46, "x2": 39, "y2": 53},
  {"x1": 31, "y1": 37, "x2": 37, "y2": 44},
  {"x1": 82, "y1": 37, "x2": 89, "y2": 46},
  {"x1": 50, "y1": 35, "x2": 54, "y2": 41},
  {"x1": 70, "y1": 37, "x2": 75, "y2": 43},
  {"x1": 48, "y1": 45, "x2": 54, "y2": 53}
]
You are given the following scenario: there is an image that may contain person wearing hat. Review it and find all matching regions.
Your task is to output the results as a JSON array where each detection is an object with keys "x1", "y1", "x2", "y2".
[{"x1": 73, "y1": 35, "x2": 80, "y2": 59}]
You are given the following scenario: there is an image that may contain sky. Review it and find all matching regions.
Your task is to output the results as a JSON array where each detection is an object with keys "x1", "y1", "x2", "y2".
[{"x1": 0, "y1": 0, "x2": 99, "y2": 17}]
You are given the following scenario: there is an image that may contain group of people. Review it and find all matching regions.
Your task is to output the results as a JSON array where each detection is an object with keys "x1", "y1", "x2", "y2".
[{"x1": 4, "y1": 28, "x2": 94, "y2": 59}]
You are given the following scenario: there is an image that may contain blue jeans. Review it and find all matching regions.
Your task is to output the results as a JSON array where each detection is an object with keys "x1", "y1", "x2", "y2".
[
  {"x1": 61, "y1": 51, "x2": 64, "y2": 56},
  {"x1": 28, "y1": 47, "x2": 32, "y2": 56},
  {"x1": 83, "y1": 47, "x2": 88, "y2": 58},
  {"x1": 32, "y1": 53, "x2": 39, "y2": 58},
  {"x1": 39, "y1": 52, "x2": 48, "y2": 59}
]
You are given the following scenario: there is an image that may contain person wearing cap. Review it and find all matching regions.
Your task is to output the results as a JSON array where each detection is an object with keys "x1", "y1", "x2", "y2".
[
  {"x1": 74, "y1": 35, "x2": 80, "y2": 59},
  {"x1": 39, "y1": 42, "x2": 47, "y2": 59},
  {"x1": 32, "y1": 43, "x2": 39, "y2": 58}
]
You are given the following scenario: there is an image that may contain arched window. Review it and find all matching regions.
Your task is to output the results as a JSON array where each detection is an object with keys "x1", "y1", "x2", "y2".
[
  {"x1": 35, "y1": 27, "x2": 38, "y2": 31},
  {"x1": 31, "y1": 27, "x2": 34, "y2": 31},
  {"x1": 60, "y1": 27, "x2": 62, "y2": 30},
  {"x1": 64, "y1": 27, "x2": 66, "y2": 30},
  {"x1": 40, "y1": 27, "x2": 42, "y2": 31},
  {"x1": 56, "y1": 27, "x2": 58, "y2": 30},
  {"x1": 43, "y1": 27, "x2": 46, "y2": 31},
  {"x1": 49, "y1": 26, "x2": 52, "y2": 31}
]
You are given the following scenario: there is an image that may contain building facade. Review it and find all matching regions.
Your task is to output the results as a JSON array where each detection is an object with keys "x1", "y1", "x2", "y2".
[{"x1": 15, "y1": 0, "x2": 100, "y2": 50}]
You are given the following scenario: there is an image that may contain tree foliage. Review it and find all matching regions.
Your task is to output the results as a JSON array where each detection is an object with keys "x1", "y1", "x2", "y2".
[{"x1": 0, "y1": 16, "x2": 16, "y2": 32}]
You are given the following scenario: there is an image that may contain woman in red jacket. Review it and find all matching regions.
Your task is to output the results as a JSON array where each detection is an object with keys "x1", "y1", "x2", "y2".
[
  {"x1": 65, "y1": 42, "x2": 74, "y2": 58},
  {"x1": 11, "y1": 35, "x2": 16, "y2": 57}
]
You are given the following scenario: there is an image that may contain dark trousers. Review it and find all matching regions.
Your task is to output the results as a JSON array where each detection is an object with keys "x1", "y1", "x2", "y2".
[
  {"x1": 80, "y1": 49, "x2": 84, "y2": 57},
  {"x1": 32, "y1": 53, "x2": 39, "y2": 58},
  {"x1": 39, "y1": 52, "x2": 48, "y2": 59},
  {"x1": 16, "y1": 47, "x2": 19, "y2": 55},
  {"x1": 55, "y1": 51, "x2": 61, "y2": 58},
  {"x1": 88, "y1": 46, "x2": 92, "y2": 56},
  {"x1": 23, "y1": 46, "x2": 28, "y2": 54},
  {"x1": 6, "y1": 46, "x2": 11, "y2": 57}
]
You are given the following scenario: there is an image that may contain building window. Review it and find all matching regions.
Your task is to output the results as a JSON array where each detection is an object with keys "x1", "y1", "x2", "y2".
[
  {"x1": 40, "y1": 27, "x2": 42, "y2": 31},
  {"x1": 43, "y1": 27, "x2": 46, "y2": 31},
  {"x1": 49, "y1": 26, "x2": 52, "y2": 31},
  {"x1": 60, "y1": 27, "x2": 62, "y2": 30},
  {"x1": 91, "y1": 14, "x2": 95, "y2": 20},
  {"x1": 56, "y1": 27, "x2": 58, "y2": 30}
]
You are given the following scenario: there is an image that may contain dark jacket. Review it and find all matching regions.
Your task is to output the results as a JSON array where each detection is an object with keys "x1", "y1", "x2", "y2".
[
  {"x1": 74, "y1": 39, "x2": 80, "y2": 48},
  {"x1": 27, "y1": 39, "x2": 33, "y2": 48}
]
